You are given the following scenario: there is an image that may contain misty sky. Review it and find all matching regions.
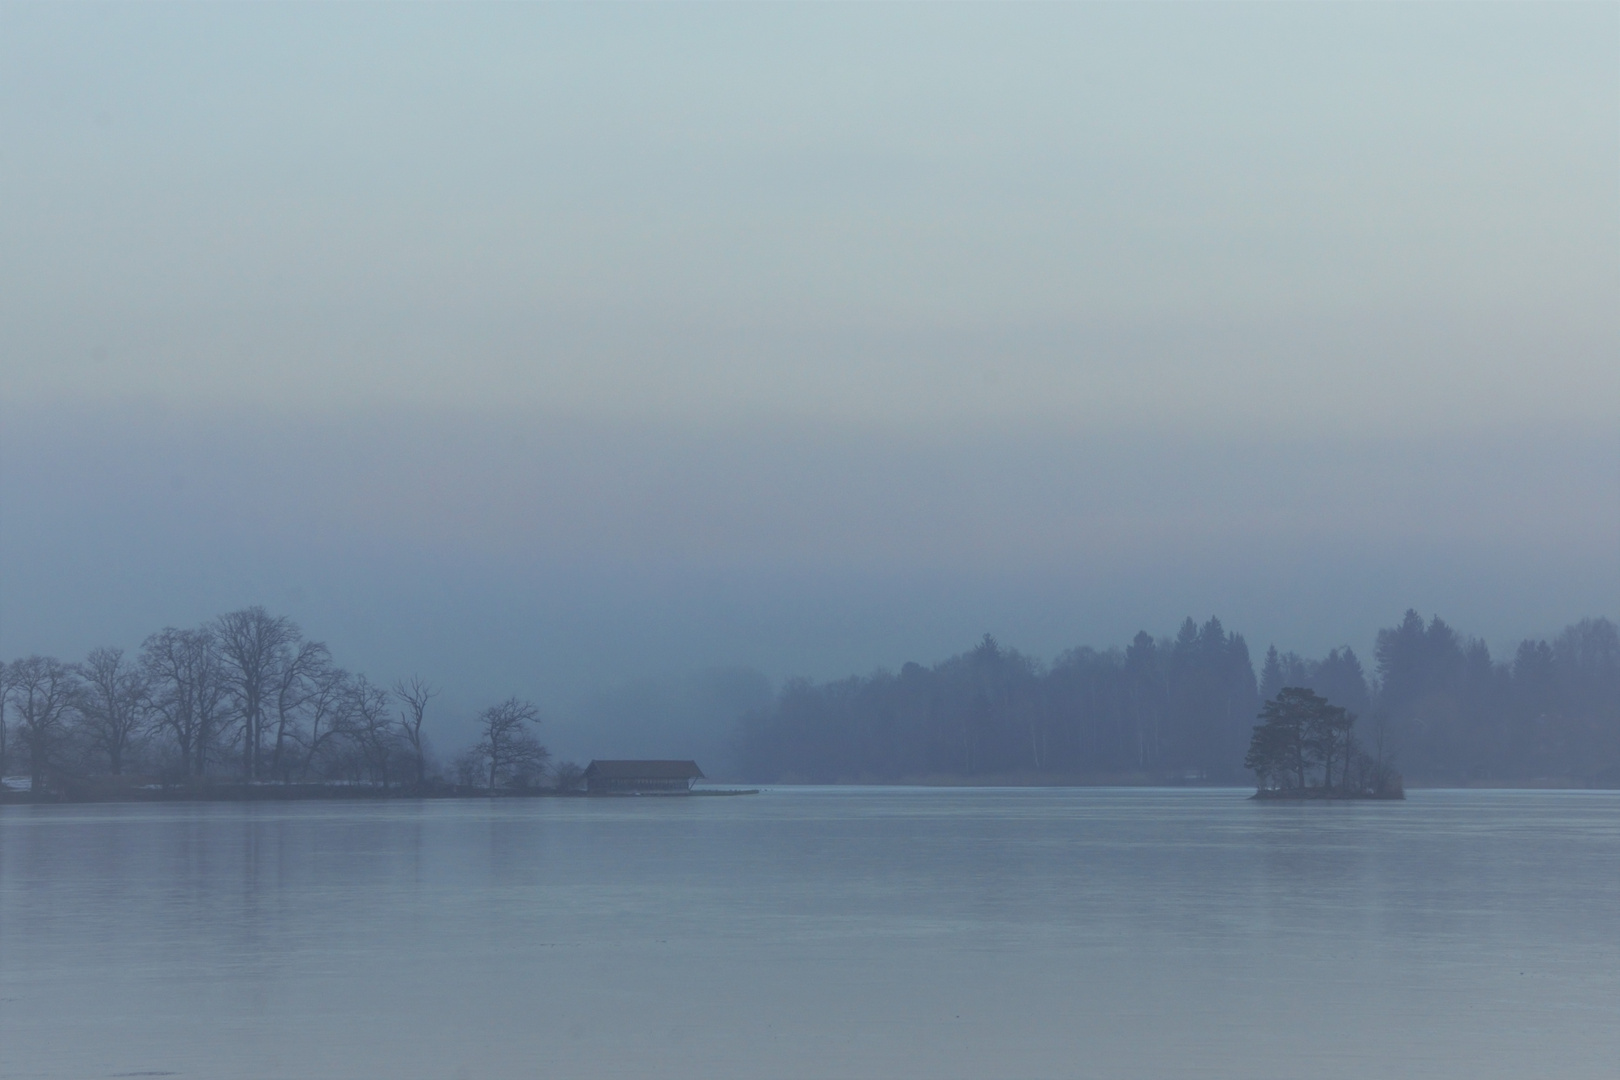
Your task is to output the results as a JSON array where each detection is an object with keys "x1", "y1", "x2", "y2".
[{"x1": 2, "y1": 4, "x2": 1616, "y2": 750}]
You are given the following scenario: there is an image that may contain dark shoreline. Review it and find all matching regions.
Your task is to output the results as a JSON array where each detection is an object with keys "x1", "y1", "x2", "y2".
[
  {"x1": 8, "y1": 779, "x2": 1616, "y2": 806},
  {"x1": 1249, "y1": 788, "x2": 1406, "y2": 801},
  {"x1": 0, "y1": 784, "x2": 759, "y2": 805}
]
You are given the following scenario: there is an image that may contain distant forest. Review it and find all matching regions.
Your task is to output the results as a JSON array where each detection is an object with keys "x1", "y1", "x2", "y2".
[
  {"x1": 4, "y1": 608, "x2": 1617, "y2": 795},
  {"x1": 736, "y1": 612, "x2": 1620, "y2": 786}
]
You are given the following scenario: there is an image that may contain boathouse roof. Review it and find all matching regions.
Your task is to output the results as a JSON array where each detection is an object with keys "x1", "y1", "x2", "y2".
[{"x1": 583, "y1": 760, "x2": 705, "y2": 781}]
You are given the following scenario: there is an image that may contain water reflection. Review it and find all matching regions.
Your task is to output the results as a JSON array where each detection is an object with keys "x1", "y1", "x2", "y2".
[{"x1": 1, "y1": 789, "x2": 1616, "y2": 1079}]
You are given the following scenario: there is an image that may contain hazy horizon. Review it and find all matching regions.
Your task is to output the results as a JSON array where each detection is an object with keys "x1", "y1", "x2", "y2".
[{"x1": 2, "y1": 4, "x2": 1615, "y2": 755}]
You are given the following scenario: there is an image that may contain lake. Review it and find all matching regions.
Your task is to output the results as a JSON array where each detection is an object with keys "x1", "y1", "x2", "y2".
[{"x1": 1, "y1": 788, "x2": 1615, "y2": 1079}]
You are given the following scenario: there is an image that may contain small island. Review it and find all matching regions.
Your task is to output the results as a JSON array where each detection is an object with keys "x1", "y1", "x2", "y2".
[{"x1": 1245, "y1": 687, "x2": 1404, "y2": 799}]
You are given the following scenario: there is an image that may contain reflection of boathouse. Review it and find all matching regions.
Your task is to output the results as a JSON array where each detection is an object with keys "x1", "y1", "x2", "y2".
[{"x1": 583, "y1": 760, "x2": 705, "y2": 795}]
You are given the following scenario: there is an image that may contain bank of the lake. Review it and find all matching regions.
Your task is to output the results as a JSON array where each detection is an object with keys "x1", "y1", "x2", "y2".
[{"x1": 0, "y1": 780, "x2": 757, "y2": 804}]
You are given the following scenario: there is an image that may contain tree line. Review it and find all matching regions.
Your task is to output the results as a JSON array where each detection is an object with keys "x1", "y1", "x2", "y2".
[
  {"x1": 736, "y1": 612, "x2": 1620, "y2": 785},
  {"x1": 0, "y1": 606, "x2": 568, "y2": 798},
  {"x1": 7, "y1": 606, "x2": 1615, "y2": 792}
]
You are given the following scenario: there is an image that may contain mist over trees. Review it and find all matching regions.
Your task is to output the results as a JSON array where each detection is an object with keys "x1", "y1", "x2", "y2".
[
  {"x1": 738, "y1": 619, "x2": 1259, "y2": 783},
  {"x1": 1373, "y1": 612, "x2": 1619, "y2": 782},
  {"x1": 5, "y1": 607, "x2": 1617, "y2": 794},
  {"x1": 737, "y1": 613, "x2": 1620, "y2": 786},
  {"x1": 0, "y1": 606, "x2": 559, "y2": 797}
]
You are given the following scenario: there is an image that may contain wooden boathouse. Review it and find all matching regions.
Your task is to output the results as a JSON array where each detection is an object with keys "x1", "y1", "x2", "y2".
[{"x1": 583, "y1": 760, "x2": 705, "y2": 795}]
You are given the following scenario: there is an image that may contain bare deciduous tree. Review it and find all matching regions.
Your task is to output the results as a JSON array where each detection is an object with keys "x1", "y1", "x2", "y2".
[
  {"x1": 298, "y1": 664, "x2": 352, "y2": 780},
  {"x1": 270, "y1": 639, "x2": 331, "y2": 783},
  {"x1": 215, "y1": 607, "x2": 297, "y2": 781},
  {"x1": 452, "y1": 748, "x2": 483, "y2": 789},
  {"x1": 5, "y1": 656, "x2": 80, "y2": 793},
  {"x1": 344, "y1": 675, "x2": 398, "y2": 787},
  {"x1": 550, "y1": 760, "x2": 585, "y2": 793},
  {"x1": 142, "y1": 627, "x2": 229, "y2": 779},
  {"x1": 473, "y1": 698, "x2": 548, "y2": 791},
  {"x1": 393, "y1": 675, "x2": 437, "y2": 789},
  {"x1": 0, "y1": 659, "x2": 11, "y2": 779},
  {"x1": 74, "y1": 647, "x2": 150, "y2": 776}
]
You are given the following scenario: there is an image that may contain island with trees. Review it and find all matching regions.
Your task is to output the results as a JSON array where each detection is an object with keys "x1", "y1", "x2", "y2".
[{"x1": 1244, "y1": 687, "x2": 1403, "y2": 799}]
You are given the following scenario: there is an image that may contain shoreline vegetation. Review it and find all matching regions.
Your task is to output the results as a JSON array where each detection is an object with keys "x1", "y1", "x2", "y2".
[
  {"x1": 10, "y1": 775, "x2": 1612, "y2": 807},
  {"x1": 737, "y1": 614, "x2": 1620, "y2": 789},
  {"x1": 0, "y1": 779, "x2": 1607, "y2": 807},
  {"x1": 0, "y1": 778, "x2": 760, "y2": 804},
  {"x1": 0, "y1": 607, "x2": 605, "y2": 805},
  {"x1": 4, "y1": 607, "x2": 1617, "y2": 801},
  {"x1": 1249, "y1": 786, "x2": 1404, "y2": 801},
  {"x1": 1244, "y1": 686, "x2": 1405, "y2": 800}
]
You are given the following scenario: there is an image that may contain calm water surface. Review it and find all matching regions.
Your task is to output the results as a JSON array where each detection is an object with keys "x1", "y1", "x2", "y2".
[{"x1": 1, "y1": 788, "x2": 1615, "y2": 1079}]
